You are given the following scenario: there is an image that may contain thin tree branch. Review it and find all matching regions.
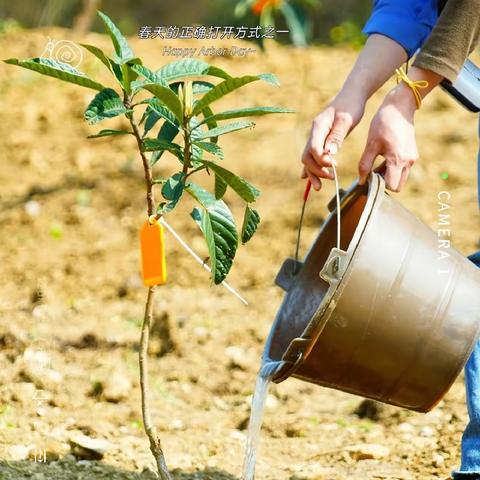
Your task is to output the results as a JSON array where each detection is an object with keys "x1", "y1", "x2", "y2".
[
  {"x1": 182, "y1": 119, "x2": 191, "y2": 179},
  {"x1": 185, "y1": 165, "x2": 207, "y2": 179},
  {"x1": 139, "y1": 286, "x2": 172, "y2": 480},
  {"x1": 126, "y1": 97, "x2": 155, "y2": 217},
  {"x1": 126, "y1": 99, "x2": 173, "y2": 480}
]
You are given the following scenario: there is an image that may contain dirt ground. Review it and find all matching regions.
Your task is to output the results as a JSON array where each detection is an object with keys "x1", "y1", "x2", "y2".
[{"x1": 0, "y1": 25, "x2": 480, "y2": 480}]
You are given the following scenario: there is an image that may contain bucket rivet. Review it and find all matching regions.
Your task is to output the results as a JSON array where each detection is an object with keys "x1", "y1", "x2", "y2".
[{"x1": 332, "y1": 257, "x2": 339, "y2": 275}]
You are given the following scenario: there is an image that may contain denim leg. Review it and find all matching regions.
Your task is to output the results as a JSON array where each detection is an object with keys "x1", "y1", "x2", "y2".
[
  {"x1": 453, "y1": 253, "x2": 480, "y2": 479},
  {"x1": 478, "y1": 116, "x2": 480, "y2": 210}
]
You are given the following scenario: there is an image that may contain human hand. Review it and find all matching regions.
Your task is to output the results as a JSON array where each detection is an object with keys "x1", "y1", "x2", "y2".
[
  {"x1": 358, "y1": 84, "x2": 419, "y2": 192},
  {"x1": 301, "y1": 91, "x2": 367, "y2": 190}
]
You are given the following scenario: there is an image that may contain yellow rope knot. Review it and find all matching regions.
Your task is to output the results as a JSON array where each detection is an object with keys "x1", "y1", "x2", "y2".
[{"x1": 395, "y1": 67, "x2": 429, "y2": 109}]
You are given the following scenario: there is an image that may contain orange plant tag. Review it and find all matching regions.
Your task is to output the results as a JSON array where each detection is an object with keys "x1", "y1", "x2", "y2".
[{"x1": 140, "y1": 219, "x2": 167, "y2": 286}]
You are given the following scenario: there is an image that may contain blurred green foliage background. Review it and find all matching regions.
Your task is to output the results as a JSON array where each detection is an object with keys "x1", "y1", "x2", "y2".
[{"x1": 0, "y1": 0, "x2": 370, "y2": 47}]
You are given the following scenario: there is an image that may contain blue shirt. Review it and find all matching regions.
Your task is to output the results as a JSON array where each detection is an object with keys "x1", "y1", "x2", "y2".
[{"x1": 363, "y1": 0, "x2": 439, "y2": 57}]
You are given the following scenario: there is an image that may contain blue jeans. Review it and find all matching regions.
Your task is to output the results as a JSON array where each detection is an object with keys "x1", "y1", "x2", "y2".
[
  {"x1": 453, "y1": 252, "x2": 480, "y2": 479},
  {"x1": 452, "y1": 117, "x2": 480, "y2": 479}
]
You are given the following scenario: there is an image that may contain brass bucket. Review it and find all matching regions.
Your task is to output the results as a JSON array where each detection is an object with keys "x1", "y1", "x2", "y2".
[{"x1": 263, "y1": 173, "x2": 480, "y2": 412}]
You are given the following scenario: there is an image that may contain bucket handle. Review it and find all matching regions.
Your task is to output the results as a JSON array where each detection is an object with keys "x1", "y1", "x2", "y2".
[
  {"x1": 331, "y1": 164, "x2": 342, "y2": 251},
  {"x1": 295, "y1": 163, "x2": 344, "y2": 278},
  {"x1": 318, "y1": 165, "x2": 349, "y2": 284}
]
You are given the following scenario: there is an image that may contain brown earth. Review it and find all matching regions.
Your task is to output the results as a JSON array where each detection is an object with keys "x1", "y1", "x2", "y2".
[{"x1": 0, "y1": 25, "x2": 479, "y2": 480}]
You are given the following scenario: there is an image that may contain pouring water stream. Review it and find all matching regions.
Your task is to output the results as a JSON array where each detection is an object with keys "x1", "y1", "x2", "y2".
[
  {"x1": 241, "y1": 165, "x2": 340, "y2": 479},
  {"x1": 241, "y1": 369, "x2": 272, "y2": 480}
]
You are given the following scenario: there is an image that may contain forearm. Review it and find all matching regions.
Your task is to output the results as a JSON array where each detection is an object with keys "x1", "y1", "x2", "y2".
[
  {"x1": 339, "y1": 34, "x2": 408, "y2": 101},
  {"x1": 358, "y1": 65, "x2": 443, "y2": 190},
  {"x1": 413, "y1": 0, "x2": 480, "y2": 83},
  {"x1": 394, "y1": 65, "x2": 443, "y2": 111}
]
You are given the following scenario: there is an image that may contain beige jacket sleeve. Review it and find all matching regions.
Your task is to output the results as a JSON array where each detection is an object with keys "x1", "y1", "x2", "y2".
[{"x1": 412, "y1": 0, "x2": 480, "y2": 83}]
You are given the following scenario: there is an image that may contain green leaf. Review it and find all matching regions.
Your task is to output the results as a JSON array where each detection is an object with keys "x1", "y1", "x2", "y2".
[
  {"x1": 156, "y1": 59, "x2": 210, "y2": 83},
  {"x1": 144, "y1": 98, "x2": 178, "y2": 126},
  {"x1": 150, "y1": 120, "x2": 181, "y2": 165},
  {"x1": 258, "y1": 73, "x2": 280, "y2": 86},
  {"x1": 120, "y1": 59, "x2": 142, "y2": 93},
  {"x1": 133, "y1": 61, "x2": 229, "y2": 92},
  {"x1": 156, "y1": 59, "x2": 231, "y2": 84},
  {"x1": 143, "y1": 110, "x2": 161, "y2": 136},
  {"x1": 142, "y1": 83, "x2": 183, "y2": 123},
  {"x1": 109, "y1": 61, "x2": 124, "y2": 84},
  {"x1": 202, "y1": 106, "x2": 218, "y2": 144},
  {"x1": 214, "y1": 174, "x2": 228, "y2": 199},
  {"x1": 241, "y1": 206, "x2": 260, "y2": 244},
  {"x1": 88, "y1": 129, "x2": 132, "y2": 138},
  {"x1": 130, "y1": 64, "x2": 165, "y2": 91},
  {"x1": 186, "y1": 182, "x2": 217, "y2": 208},
  {"x1": 128, "y1": 57, "x2": 143, "y2": 67},
  {"x1": 188, "y1": 183, "x2": 238, "y2": 284},
  {"x1": 4, "y1": 57, "x2": 104, "y2": 91},
  {"x1": 142, "y1": 138, "x2": 183, "y2": 164},
  {"x1": 170, "y1": 80, "x2": 215, "y2": 96},
  {"x1": 131, "y1": 64, "x2": 160, "y2": 82},
  {"x1": 192, "y1": 78, "x2": 238, "y2": 116},
  {"x1": 198, "y1": 160, "x2": 260, "y2": 202},
  {"x1": 196, "y1": 121, "x2": 254, "y2": 140},
  {"x1": 191, "y1": 145, "x2": 203, "y2": 164},
  {"x1": 192, "y1": 81, "x2": 215, "y2": 95},
  {"x1": 84, "y1": 88, "x2": 130, "y2": 124},
  {"x1": 97, "y1": 11, "x2": 134, "y2": 63},
  {"x1": 159, "y1": 172, "x2": 185, "y2": 213},
  {"x1": 159, "y1": 119, "x2": 180, "y2": 141},
  {"x1": 200, "y1": 106, "x2": 295, "y2": 124},
  {"x1": 142, "y1": 99, "x2": 178, "y2": 136},
  {"x1": 189, "y1": 118, "x2": 204, "y2": 167},
  {"x1": 207, "y1": 66, "x2": 232, "y2": 81},
  {"x1": 193, "y1": 141, "x2": 224, "y2": 160},
  {"x1": 192, "y1": 74, "x2": 279, "y2": 116},
  {"x1": 80, "y1": 43, "x2": 112, "y2": 70}
]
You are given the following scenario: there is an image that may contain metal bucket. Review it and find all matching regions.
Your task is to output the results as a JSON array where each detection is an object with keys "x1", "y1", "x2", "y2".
[{"x1": 263, "y1": 173, "x2": 480, "y2": 412}]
